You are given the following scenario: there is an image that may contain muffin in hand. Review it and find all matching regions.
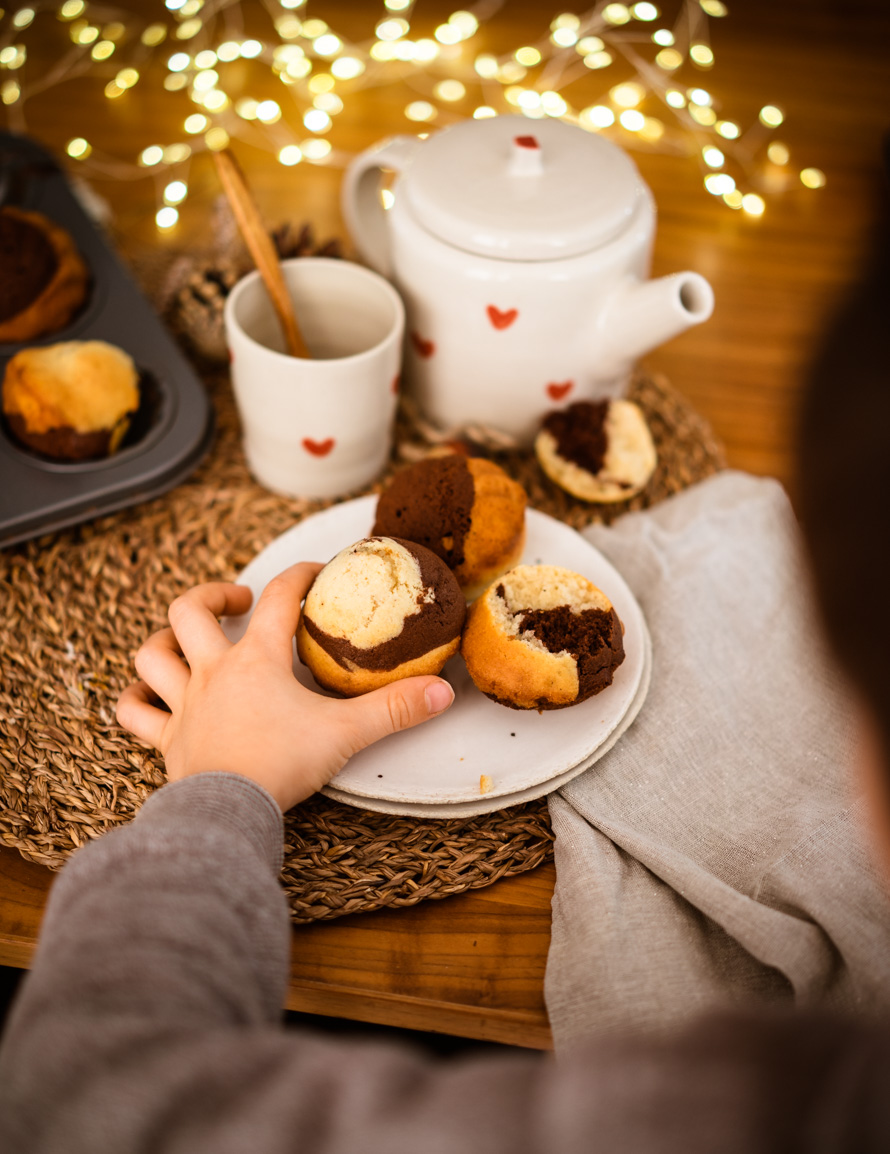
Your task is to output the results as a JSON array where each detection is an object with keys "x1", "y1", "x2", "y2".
[
  {"x1": 296, "y1": 536, "x2": 466, "y2": 696},
  {"x1": 461, "y1": 564, "x2": 625, "y2": 710}
]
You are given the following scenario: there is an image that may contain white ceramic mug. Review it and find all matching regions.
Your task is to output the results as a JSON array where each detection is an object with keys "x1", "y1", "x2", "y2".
[{"x1": 224, "y1": 257, "x2": 404, "y2": 499}]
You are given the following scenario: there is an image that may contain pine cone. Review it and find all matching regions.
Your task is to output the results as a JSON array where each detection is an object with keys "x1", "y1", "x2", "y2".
[{"x1": 164, "y1": 221, "x2": 342, "y2": 363}]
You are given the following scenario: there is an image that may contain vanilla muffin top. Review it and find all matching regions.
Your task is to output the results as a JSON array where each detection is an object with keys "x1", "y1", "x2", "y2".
[
  {"x1": 300, "y1": 536, "x2": 465, "y2": 673},
  {"x1": 2, "y1": 340, "x2": 139, "y2": 435}
]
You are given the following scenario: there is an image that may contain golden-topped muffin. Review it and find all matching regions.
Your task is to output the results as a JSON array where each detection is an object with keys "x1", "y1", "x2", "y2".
[
  {"x1": 461, "y1": 565, "x2": 625, "y2": 710},
  {"x1": 2, "y1": 339, "x2": 140, "y2": 461}
]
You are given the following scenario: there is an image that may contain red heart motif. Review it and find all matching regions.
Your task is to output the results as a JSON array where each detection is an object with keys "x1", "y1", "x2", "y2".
[
  {"x1": 514, "y1": 135, "x2": 540, "y2": 150},
  {"x1": 411, "y1": 331, "x2": 435, "y2": 358},
  {"x1": 391, "y1": 373, "x2": 400, "y2": 394},
  {"x1": 302, "y1": 437, "x2": 335, "y2": 457},
  {"x1": 487, "y1": 305, "x2": 518, "y2": 330},
  {"x1": 546, "y1": 381, "x2": 574, "y2": 401}
]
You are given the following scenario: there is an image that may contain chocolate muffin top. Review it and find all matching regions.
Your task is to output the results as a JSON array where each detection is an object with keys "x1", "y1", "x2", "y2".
[
  {"x1": 497, "y1": 589, "x2": 624, "y2": 701},
  {"x1": 540, "y1": 401, "x2": 610, "y2": 474},
  {"x1": 0, "y1": 209, "x2": 59, "y2": 324},
  {"x1": 301, "y1": 536, "x2": 466, "y2": 672},
  {"x1": 372, "y1": 456, "x2": 475, "y2": 570}
]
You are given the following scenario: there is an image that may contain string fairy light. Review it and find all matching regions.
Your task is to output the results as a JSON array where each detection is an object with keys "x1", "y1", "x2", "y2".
[{"x1": 0, "y1": 0, "x2": 824, "y2": 231}]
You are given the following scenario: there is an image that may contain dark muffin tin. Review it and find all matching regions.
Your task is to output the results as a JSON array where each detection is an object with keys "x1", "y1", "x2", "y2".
[{"x1": 0, "y1": 132, "x2": 214, "y2": 548}]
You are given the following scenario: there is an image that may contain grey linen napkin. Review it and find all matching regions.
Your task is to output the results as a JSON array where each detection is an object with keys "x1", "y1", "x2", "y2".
[{"x1": 545, "y1": 470, "x2": 890, "y2": 1049}]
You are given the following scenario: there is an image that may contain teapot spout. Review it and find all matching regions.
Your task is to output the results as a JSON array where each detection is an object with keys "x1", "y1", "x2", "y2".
[{"x1": 597, "y1": 272, "x2": 714, "y2": 376}]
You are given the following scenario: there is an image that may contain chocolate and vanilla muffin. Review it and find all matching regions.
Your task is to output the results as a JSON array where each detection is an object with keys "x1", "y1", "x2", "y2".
[
  {"x1": 461, "y1": 565, "x2": 625, "y2": 710},
  {"x1": 372, "y1": 455, "x2": 527, "y2": 601},
  {"x1": 535, "y1": 399, "x2": 656, "y2": 503},
  {"x1": 0, "y1": 207, "x2": 89, "y2": 343},
  {"x1": 2, "y1": 339, "x2": 140, "y2": 460},
  {"x1": 296, "y1": 536, "x2": 466, "y2": 696}
]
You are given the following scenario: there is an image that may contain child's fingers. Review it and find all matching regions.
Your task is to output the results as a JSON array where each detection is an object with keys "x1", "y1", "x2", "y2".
[
  {"x1": 134, "y1": 628, "x2": 190, "y2": 712},
  {"x1": 168, "y1": 582, "x2": 252, "y2": 664},
  {"x1": 116, "y1": 681, "x2": 171, "y2": 749},
  {"x1": 338, "y1": 675, "x2": 455, "y2": 756},
  {"x1": 246, "y1": 562, "x2": 323, "y2": 658}
]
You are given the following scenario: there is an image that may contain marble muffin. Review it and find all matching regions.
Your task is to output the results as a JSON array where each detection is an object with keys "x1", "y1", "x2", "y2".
[
  {"x1": 372, "y1": 455, "x2": 527, "y2": 601},
  {"x1": 535, "y1": 399, "x2": 657, "y2": 504},
  {"x1": 296, "y1": 536, "x2": 466, "y2": 696},
  {"x1": 461, "y1": 564, "x2": 625, "y2": 710},
  {"x1": 0, "y1": 206, "x2": 89, "y2": 343},
  {"x1": 2, "y1": 339, "x2": 140, "y2": 461}
]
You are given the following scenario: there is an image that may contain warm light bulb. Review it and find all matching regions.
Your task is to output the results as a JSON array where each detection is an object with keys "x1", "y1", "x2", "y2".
[
  {"x1": 156, "y1": 206, "x2": 179, "y2": 230},
  {"x1": 800, "y1": 167, "x2": 826, "y2": 189},
  {"x1": 702, "y1": 146, "x2": 724, "y2": 167},
  {"x1": 66, "y1": 136, "x2": 91, "y2": 158},
  {"x1": 405, "y1": 100, "x2": 436, "y2": 121},
  {"x1": 704, "y1": 173, "x2": 735, "y2": 195},
  {"x1": 716, "y1": 120, "x2": 740, "y2": 139},
  {"x1": 610, "y1": 82, "x2": 645, "y2": 107},
  {"x1": 632, "y1": 3, "x2": 659, "y2": 20},
  {"x1": 689, "y1": 44, "x2": 714, "y2": 66},
  {"x1": 741, "y1": 193, "x2": 765, "y2": 215},
  {"x1": 164, "y1": 180, "x2": 188, "y2": 204},
  {"x1": 331, "y1": 56, "x2": 364, "y2": 78},
  {"x1": 759, "y1": 104, "x2": 784, "y2": 127},
  {"x1": 581, "y1": 104, "x2": 615, "y2": 129},
  {"x1": 655, "y1": 48, "x2": 682, "y2": 69},
  {"x1": 279, "y1": 145, "x2": 303, "y2": 166},
  {"x1": 652, "y1": 29, "x2": 674, "y2": 45},
  {"x1": 767, "y1": 142, "x2": 789, "y2": 165},
  {"x1": 619, "y1": 109, "x2": 645, "y2": 131},
  {"x1": 256, "y1": 100, "x2": 281, "y2": 122},
  {"x1": 435, "y1": 79, "x2": 466, "y2": 101},
  {"x1": 515, "y1": 46, "x2": 541, "y2": 66}
]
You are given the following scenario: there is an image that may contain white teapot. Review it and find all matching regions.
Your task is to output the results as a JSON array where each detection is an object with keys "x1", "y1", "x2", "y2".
[{"x1": 342, "y1": 115, "x2": 714, "y2": 444}]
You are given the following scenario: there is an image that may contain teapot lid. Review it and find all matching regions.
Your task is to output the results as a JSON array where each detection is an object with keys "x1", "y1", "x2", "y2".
[{"x1": 401, "y1": 115, "x2": 649, "y2": 261}]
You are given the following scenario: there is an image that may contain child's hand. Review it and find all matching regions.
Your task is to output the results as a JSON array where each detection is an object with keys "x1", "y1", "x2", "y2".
[{"x1": 116, "y1": 562, "x2": 455, "y2": 812}]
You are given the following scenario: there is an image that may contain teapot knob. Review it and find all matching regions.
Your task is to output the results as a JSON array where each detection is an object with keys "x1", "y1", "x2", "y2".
[{"x1": 508, "y1": 134, "x2": 544, "y2": 177}]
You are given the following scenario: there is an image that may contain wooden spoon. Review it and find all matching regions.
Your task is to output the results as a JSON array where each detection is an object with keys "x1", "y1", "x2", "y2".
[{"x1": 213, "y1": 148, "x2": 311, "y2": 359}]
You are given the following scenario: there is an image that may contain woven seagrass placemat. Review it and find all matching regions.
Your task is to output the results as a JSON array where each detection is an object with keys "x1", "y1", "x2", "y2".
[{"x1": 0, "y1": 261, "x2": 725, "y2": 922}]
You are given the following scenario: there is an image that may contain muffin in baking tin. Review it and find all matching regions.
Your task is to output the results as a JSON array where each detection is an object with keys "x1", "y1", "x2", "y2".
[
  {"x1": 297, "y1": 536, "x2": 466, "y2": 696},
  {"x1": 535, "y1": 399, "x2": 656, "y2": 503},
  {"x1": 461, "y1": 564, "x2": 625, "y2": 710},
  {"x1": 0, "y1": 206, "x2": 90, "y2": 343},
  {"x1": 372, "y1": 454, "x2": 527, "y2": 601},
  {"x1": 2, "y1": 339, "x2": 140, "y2": 461}
]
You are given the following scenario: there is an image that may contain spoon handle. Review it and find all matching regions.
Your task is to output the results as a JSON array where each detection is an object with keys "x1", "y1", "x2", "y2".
[{"x1": 213, "y1": 149, "x2": 311, "y2": 359}]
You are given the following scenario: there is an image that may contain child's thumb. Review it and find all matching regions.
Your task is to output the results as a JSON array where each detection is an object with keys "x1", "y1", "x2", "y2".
[{"x1": 342, "y1": 676, "x2": 455, "y2": 751}]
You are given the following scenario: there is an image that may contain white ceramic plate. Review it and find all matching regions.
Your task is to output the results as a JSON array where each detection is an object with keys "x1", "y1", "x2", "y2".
[{"x1": 222, "y1": 496, "x2": 649, "y2": 810}]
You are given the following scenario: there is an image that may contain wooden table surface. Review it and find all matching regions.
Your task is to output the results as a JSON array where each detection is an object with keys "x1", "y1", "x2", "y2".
[{"x1": 2, "y1": 0, "x2": 888, "y2": 1048}]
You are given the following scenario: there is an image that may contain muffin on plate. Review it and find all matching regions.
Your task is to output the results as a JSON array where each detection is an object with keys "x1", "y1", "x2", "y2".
[
  {"x1": 2, "y1": 339, "x2": 140, "y2": 461},
  {"x1": 461, "y1": 564, "x2": 625, "y2": 710},
  {"x1": 0, "y1": 206, "x2": 90, "y2": 343},
  {"x1": 296, "y1": 536, "x2": 466, "y2": 696},
  {"x1": 372, "y1": 455, "x2": 527, "y2": 601},
  {"x1": 535, "y1": 399, "x2": 656, "y2": 503}
]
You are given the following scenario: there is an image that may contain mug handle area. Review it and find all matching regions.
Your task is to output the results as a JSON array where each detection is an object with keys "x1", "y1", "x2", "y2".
[{"x1": 341, "y1": 135, "x2": 421, "y2": 279}]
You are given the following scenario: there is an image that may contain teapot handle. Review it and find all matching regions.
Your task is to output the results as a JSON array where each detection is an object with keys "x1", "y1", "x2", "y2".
[{"x1": 341, "y1": 135, "x2": 421, "y2": 279}]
